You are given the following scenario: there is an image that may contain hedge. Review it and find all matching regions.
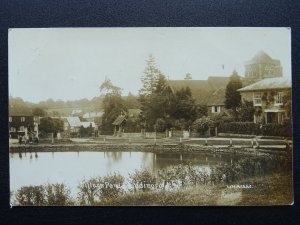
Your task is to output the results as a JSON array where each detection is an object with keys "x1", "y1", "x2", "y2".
[
  {"x1": 218, "y1": 122, "x2": 260, "y2": 135},
  {"x1": 218, "y1": 122, "x2": 292, "y2": 137}
]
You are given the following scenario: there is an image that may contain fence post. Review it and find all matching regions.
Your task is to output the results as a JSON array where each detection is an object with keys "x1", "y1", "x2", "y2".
[
  {"x1": 51, "y1": 133, "x2": 54, "y2": 144},
  {"x1": 229, "y1": 138, "x2": 233, "y2": 147}
]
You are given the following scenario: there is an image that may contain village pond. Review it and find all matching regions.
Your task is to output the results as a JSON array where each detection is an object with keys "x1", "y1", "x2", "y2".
[{"x1": 9, "y1": 150, "x2": 290, "y2": 198}]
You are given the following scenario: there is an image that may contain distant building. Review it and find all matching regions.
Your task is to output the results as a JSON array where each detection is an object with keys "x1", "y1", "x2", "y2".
[
  {"x1": 168, "y1": 76, "x2": 230, "y2": 115},
  {"x1": 9, "y1": 116, "x2": 40, "y2": 139},
  {"x1": 244, "y1": 50, "x2": 283, "y2": 85},
  {"x1": 82, "y1": 111, "x2": 103, "y2": 126},
  {"x1": 238, "y1": 77, "x2": 291, "y2": 124}
]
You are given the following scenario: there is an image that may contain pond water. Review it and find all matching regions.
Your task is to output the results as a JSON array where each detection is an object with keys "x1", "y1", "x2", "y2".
[{"x1": 9, "y1": 151, "x2": 279, "y2": 196}]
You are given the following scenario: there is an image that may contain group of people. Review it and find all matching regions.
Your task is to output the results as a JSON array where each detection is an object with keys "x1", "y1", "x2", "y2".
[{"x1": 18, "y1": 133, "x2": 39, "y2": 145}]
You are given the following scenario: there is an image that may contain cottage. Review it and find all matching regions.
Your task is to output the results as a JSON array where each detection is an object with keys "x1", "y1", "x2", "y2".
[
  {"x1": 238, "y1": 77, "x2": 291, "y2": 124},
  {"x1": 9, "y1": 115, "x2": 40, "y2": 139}
]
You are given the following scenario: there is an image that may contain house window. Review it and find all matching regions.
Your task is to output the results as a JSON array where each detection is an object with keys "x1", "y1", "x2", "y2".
[
  {"x1": 9, "y1": 117, "x2": 12, "y2": 122},
  {"x1": 19, "y1": 126, "x2": 25, "y2": 131},
  {"x1": 21, "y1": 117, "x2": 25, "y2": 122},
  {"x1": 211, "y1": 106, "x2": 221, "y2": 113},
  {"x1": 275, "y1": 92, "x2": 283, "y2": 105},
  {"x1": 10, "y1": 127, "x2": 16, "y2": 132},
  {"x1": 253, "y1": 92, "x2": 262, "y2": 106}
]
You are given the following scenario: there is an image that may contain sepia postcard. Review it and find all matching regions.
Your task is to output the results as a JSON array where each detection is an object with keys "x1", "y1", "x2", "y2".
[{"x1": 8, "y1": 27, "x2": 293, "y2": 206}]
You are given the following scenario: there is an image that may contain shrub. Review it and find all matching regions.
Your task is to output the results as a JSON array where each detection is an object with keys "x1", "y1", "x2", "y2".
[
  {"x1": 15, "y1": 185, "x2": 46, "y2": 206},
  {"x1": 261, "y1": 123, "x2": 292, "y2": 137},
  {"x1": 129, "y1": 169, "x2": 157, "y2": 192},
  {"x1": 45, "y1": 183, "x2": 73, "y2": 205},
  {"x1": 98, "y1": 173, "x2": 125, "y2": 200},
  {"x1": 77, "y1": 178, "x2": 100, "y2": 205},
  {"x1": 218, "y1": 122, "x2": 261, "y2": 135}
]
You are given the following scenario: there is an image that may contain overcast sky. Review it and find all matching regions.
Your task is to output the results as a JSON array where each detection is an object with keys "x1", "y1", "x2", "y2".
[{"x1": 9, "y1": 27, "x2": 291, "y2": 103}]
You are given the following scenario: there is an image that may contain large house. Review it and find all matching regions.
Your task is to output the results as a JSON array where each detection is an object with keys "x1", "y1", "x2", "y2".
[
  {"x1": 9, "y1": 116, "x2": 40, "y2": 139},
  {"x1": 238, "y1": 77, "x2": 291, "y2": 124},
  {"x1": 168, "y1": 76, "x2": 230, "y2": 115}
]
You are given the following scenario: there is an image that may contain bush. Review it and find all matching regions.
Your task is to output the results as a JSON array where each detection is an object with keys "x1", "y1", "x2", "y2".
[
  {"x1": 261, "y1": 123, "x2": 292, "y2": 137},
  {"x1": 77, "y1": 178, "x2": 100, "y2": 205},
  {"x1": 45, "y1": 183, "x2": 73, "y2": 205},
  {"x1": 15, "y1": 185, "x2": 46, "y2": 206},
  {"x1": 14, "y1": 183, "x2": 73, "y2": 206},
  {"x1": 98, "y1": 173, "x2": 124, "y2": 200},
  {"x1": 129, "y1": 169, "x2": 157, "y2": 192},
  {"x1": 219, "y1": 122, "x2": 260, "y2": 135}
]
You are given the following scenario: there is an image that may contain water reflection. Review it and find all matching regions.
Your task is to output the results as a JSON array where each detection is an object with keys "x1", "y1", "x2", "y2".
[{"x1": 10, "y1": 151, "x2": 288, "y2": 196}]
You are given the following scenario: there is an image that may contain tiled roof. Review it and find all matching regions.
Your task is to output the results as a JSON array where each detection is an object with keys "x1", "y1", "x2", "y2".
[
  {"x1": 66, "y1": 117, "x2": 81, "y2": 127},
  {"x1": 207, "y1": 88, "x2": 226, "y2": 106},
  {"x1": 112, "y1": 115, "x2": 126, "y2": 125},
  {"x1": 238, "y1": 77, "x2": 291, "y2": 92},
  {"x1": 168, "y1": 76, "x2": 229, "y2": 105}
]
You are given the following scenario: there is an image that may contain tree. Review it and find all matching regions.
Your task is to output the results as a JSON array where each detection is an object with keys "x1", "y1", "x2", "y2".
[
  {"x1": 170, "y1": 87, "x2": 198, "y2": 129},
  {"x1": 237, "y1": 100, "x2": 255, "y2": 122},
  {"x1": 32, "y1": 107, "x2": 47, "y2": 117},
  {"x1": 139, "y1": 54, "x2": 161, "y2": 97},
  {"x1": 225, "y1": 70, "x2": 242, "y2": 111},
  {"x1": 39, "y1": 117, "x2": 64, "y2": 135},
  {"x1": 100, "y1": 78, "x2": 127, "y2": 134}
]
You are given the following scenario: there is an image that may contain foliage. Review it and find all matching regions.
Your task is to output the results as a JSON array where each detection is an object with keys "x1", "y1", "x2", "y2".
[
  {"x1": 100, "y1": 78, "x2": 127, "y2": 134},
  {"x1": 219, "y1": 122, "x2": 292, "y2": 137},
  {"x1": 9, "y1": 97, "x2": 32, "y2": 116},
  {"x1": 14, "y1": 184, "x2": 73, "y2": 206},
  {"x1": 261, "y1": 123, "x2": 292, "y2": 137},
  {"x1": 77, "y1": 178, "x2": 100, "y2": 205},
  {"x1": 129, "y1": 169, "x2": 157, "y2": 192},
  {"x1": 44, "y1": 183, "x2": 73, "y2": 205},
  {"x1": 225, "y1": 70, "x2": 242, "y2": 110},
  {"x1": 237, "y1": 100, "x2": 255, "y2": 122},
  {"x1": 218, "y1": 122, "x2": 260, "y2": 135},
  {"x1": 15, "y1": 185, "x2": 46, "y2": 206},
  {"x1": 98, "y1": 173, "x2": 125, "y2": 200},
  {"x1": 39, "y1": 117, "x2": 64, "y2": 135},
  {"x1": 79, "y1": 124, "x2": 94, "y2": 137},
  {"x1": 32, "y1": 107, "x2": 47, "y2": 117}
]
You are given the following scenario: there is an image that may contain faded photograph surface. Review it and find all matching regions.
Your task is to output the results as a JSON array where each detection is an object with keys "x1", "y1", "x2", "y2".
[{"x1": 9, "y1": 27, "x2": 293, "y2": 206}]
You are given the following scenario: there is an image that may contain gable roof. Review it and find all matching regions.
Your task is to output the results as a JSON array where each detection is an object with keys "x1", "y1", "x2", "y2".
[
  {"x1": 112, "y1": 115, "x2": 126, "y2": 125},
  {"x1": 238, "y1": 77, "x2": 291, "y2": 92},
  {"x1": 66, "y1": 117, "x2": 81, "y2": 127},
  {"x1": 168, "y1": 76, "x2": 229, "y2": 105}
]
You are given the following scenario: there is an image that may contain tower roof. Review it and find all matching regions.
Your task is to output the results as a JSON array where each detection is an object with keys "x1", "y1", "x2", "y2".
[{"x1": 245, "y1": 50, "x2": 277, "y2": 65}]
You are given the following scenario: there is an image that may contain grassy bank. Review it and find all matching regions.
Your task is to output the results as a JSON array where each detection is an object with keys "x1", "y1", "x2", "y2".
[{"x1": 96, "y1": 173, "x2": 292, "y2": 206}]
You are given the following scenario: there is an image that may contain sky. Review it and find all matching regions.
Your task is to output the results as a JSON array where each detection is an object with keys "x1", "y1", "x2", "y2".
[{"x1": 9, "y1": 27, "x2": 291, "y2": 103}]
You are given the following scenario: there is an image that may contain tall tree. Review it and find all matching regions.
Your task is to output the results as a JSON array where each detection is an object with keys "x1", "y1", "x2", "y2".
[
  {"x1": 100, "y1": 78, "x2": 127, "y2": 134},
  {"x1": 225, "y1": 70, "x2": 242, "y2": 110},
  {"x1": 139, "y1": 54, "x2": 161, "y2": 97}
]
